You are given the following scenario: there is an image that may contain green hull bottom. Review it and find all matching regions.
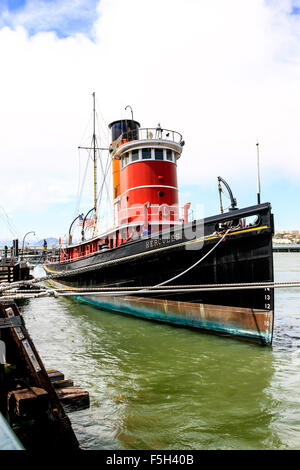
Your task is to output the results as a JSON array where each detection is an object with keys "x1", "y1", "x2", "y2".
[{"x1": 74, "y1": 294, "x2": 273, "y2": 346}]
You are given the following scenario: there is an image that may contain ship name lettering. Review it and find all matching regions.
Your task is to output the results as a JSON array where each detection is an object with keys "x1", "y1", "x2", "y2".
[
  {"x1": 145, "y1": 233, "x2": 181, "y2": 249},
  {"x1": 146, "y1": 238, "x2": 173, "y2": 249}
]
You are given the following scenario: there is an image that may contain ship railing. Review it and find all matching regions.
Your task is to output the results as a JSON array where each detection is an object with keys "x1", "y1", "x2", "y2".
[
  {"x1": 148, "y1": 205, "x2": 193, "y2": 222},
  {"x1": 117, "y1": 204, "x2": 193, "y2": 225},
  {"x1": 121, "y1": 127, "x2": 183, "y2": 144}
]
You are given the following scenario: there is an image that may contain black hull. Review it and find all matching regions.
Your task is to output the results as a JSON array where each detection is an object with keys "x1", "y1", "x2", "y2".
[{"x1": 45, "y1": 203, "x2": 274, "y2": 313}]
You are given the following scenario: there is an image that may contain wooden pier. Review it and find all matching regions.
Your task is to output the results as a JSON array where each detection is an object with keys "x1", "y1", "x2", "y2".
[
  {"x1": 0, "y1": 262, "x2": 31, "y2": 284},
  {"x1": 0, "y1": 299, "x2": 89, "y2": 450},
  {"x1": 273, "y1": 245, "x2": 300, "y2": 252},
  {"x1": 0, "y1": 245, "x2": 60, "y2": 262}
]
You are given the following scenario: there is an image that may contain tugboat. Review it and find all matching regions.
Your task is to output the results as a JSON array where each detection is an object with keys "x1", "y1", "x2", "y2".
[{"x1": 44, "y1": 94, "x2": 274, "y2": 345}]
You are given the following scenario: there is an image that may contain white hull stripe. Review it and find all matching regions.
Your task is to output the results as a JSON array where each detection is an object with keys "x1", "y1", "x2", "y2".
[{"x1": 120, "y1": 185, "x2": 177, "y2": 197}]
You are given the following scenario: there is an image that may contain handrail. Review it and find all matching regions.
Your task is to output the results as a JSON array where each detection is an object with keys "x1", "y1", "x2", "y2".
[
  {"x1": 125, "y1": 127, "x2": 183, "y2": 143},
  {"x1": 109, "y1": 128, "x2": 183, "y2": 153}
]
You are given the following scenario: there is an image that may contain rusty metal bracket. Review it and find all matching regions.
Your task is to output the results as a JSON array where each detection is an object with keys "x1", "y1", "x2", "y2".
[{"x1": 0, "y1": 317, "x2": 23, "y2": 329}]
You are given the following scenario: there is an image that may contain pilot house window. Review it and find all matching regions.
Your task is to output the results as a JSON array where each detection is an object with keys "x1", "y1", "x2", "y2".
[
  {"x1": 155, "y1": 149, "x2": 163, "y2": 160},
  {"x1": 166, "y1": 149, "x2": 173, "y2": 161},
  {"x1": 132, "y1": 149, "x2": 139, "y2": 161},
  {"x1": 142, "y1": 148, "x2": 151, "y2": 159}
]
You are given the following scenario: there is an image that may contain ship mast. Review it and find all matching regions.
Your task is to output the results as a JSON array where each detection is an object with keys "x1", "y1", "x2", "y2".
[
  {"x1": 78, "y1": 92, "x2": 102, "y2": 238},
  {"x1": 92, "y1": 92, "x2": 97, "y2": 236}
]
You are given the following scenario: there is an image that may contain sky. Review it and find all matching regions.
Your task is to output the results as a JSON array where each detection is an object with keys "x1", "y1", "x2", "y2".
[{"x1": 0, "y1": 0, "x2": 300, "y2": 243}]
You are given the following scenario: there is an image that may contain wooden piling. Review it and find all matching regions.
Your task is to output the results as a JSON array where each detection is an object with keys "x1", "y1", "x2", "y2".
[{"x1": 0, "y1": 299, "x2": 82, "y2": 450}]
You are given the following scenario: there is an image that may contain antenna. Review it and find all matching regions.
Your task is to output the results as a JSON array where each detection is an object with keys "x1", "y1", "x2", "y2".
[{"x1": 256, "y1": 141, "x2": 261, "y2": 204}]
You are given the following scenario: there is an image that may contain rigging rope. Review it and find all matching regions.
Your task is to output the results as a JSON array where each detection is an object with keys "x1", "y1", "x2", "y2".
[
  {"x1": 75, "y1": 148, "x2": 91, "y2": 216},
  {"x1": 0, "y1": 207, "x2": 19, "y2": 238}
]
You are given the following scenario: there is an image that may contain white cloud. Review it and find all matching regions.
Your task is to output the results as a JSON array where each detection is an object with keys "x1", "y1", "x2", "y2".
[
  {"x1": 0, "y1": 0, "x2": 300, "y2": 237},
  {"x1": 0, "y1": 0, "x2": 98, "y2": 36},
  {"x1": 93, "y1": 0, "x2": 300, "y2": 184}
]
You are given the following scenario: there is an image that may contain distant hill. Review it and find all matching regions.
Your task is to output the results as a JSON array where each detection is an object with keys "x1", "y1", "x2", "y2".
[
  {"x1": 33, "y1": 238, "x2": 59, "y2": 247},
  {"x1": 0, "y1": 240, "x2": 12, "y2": 247}
]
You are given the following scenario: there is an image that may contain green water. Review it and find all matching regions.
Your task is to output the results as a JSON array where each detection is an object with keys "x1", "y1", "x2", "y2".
[{"x1": 20, "y1": 253, "x2": 300, "y2": 450}]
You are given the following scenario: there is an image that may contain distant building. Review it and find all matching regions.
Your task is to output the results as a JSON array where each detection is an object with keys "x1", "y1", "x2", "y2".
[{"x1": 273, "y1": 230, "x2": 300, "y2": 245}]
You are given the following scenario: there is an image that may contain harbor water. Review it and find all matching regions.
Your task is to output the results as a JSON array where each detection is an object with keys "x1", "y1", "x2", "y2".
[{"x1": 20, "y1": 253, "x2": 300, "y2": 450}]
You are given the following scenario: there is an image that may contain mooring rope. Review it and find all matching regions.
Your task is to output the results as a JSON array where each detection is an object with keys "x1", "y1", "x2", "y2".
[
  {"x1": 2, "y1": 228, "x2": 299, "y2": 301},
  {"x1": 1, "y1": 281, "x2": 300, "y2": 301},
  {"x1": 152, "y1": 228, "x2": 230, "y2": 287},
  {"x1": 2, "y1": 280, "x2": 300, "y2": 294},
  {"x1": 0, "y1": 229, "x2": 229, "y2": 293}
]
